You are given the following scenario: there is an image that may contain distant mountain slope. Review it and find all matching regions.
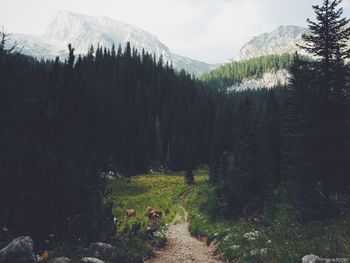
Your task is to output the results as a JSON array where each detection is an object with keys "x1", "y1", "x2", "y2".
[
  {"x1": 202, "y1": 53, "x2": 294, "y2": 91},
  {"x1": 203, "y1": 25, "x2": 320, "y2": 90},
  {"x1": 238, "y1": 25, "x2": 310, "y2": 60},
  {"x1": 227, "y1": 69, "x2": 290, "y2": 91},
  {"x1": 9, "y1": 11, "x2": 211, "y2": 75}
]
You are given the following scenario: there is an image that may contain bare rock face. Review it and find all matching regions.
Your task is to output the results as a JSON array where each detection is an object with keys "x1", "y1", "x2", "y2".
[
  {"x1": 228, "y1": 69, "x2": 291, "y2": 91},
  {"x1": 88, "y1": 242, "x2": 115, "y2": 260},
  {"x1": 238, "y1": 25, "x2": 310, "y2": 60},
  {"x1": 0, "y1": 236, "x2": 37, "y2": 263}
]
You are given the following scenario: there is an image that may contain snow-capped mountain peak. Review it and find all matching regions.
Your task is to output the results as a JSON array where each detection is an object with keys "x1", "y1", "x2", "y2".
[{"x1": 10, "y1": 11, "x2": 211, "y2": 75}]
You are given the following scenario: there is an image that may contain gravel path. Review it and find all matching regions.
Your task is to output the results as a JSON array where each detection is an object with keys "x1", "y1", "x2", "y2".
[{"x1": 145, "y1": 208, "x2": 223, "y2": 263}]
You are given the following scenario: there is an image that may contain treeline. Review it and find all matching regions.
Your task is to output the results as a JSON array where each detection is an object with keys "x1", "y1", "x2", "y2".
[
  {"x1": 210, "y1": 56, "x2": 350, "y2": 219},
  {"x1": 0, "y1": 39, "x2": 217, "y2": 245},
  {"x1": 209, "y1": 0, "x2": 350, "y2": 220},
  {"x1": 201, "y1": 53, "x2": 294, "y2": 89}
]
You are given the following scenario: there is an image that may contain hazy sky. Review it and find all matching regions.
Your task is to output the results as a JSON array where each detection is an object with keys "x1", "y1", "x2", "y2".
[{"x1": 1, "y1": 0, "x2": 350, "y2": 63}]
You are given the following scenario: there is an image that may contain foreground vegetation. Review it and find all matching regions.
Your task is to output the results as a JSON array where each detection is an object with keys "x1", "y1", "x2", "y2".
[
  {"x1": 107, "y1": 169, "x2": 350, "y2": 262},
  {"x1": 106, "y1": 169, "x2": 207, "y2": 262},
  {"x1": 184, "y1": 182, "x2": 350, "y2": 262}
]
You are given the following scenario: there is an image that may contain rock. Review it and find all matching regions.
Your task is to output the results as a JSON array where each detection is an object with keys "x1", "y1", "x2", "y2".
[
  {"x1": 302, "y1": 254, "x2": 320, "y2": 263},
  {"x1": 0, "y1": 236, "x2": 37, "y2": 263},
  {"x1": 88, "y1": 242, "x2": 115, "y2": 259},
  {"x1": 81, "y1": 257, "x2": 105, "y2": 263},
  {"x1": 302, "y1": 256, "x2": 350, "y2": 263},
  {"x1": 50, "y1": 257, "x2": 71, "y2": 263},
  {"x1": 250, "y1": 248, "x2": 269, "y2": 257}
]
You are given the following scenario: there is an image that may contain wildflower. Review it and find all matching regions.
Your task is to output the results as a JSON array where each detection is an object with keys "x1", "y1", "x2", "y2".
[
  {"x1": 243, "y1": 231, "x2": 259, "y2": 241},
  {"x1": 250, "y1": 248, "x2": 268, "y2": 256},
  {"x1": 260, "y1": 248, "x2": 268, "y2": 255},
  {"x1": 230, "y1": 245, "x2": 240, "y2": 250}
]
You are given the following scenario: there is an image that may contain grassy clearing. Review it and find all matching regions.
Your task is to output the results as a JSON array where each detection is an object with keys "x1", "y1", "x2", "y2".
[
  {"x1": 107, "y1": 169, "x2": 207, "y2": 262},
  {"x1": 183, "y1": 181, "x2": 350, "y2": 263},
  {"x1": 108, "y1": 169, "x2": 350, "y2": 262}
]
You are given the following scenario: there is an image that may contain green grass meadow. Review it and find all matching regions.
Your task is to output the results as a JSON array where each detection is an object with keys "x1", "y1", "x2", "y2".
[
  {"x1": 107, "y1": 169, "x2": 350, "y2": 262},
  {"x1": 106, "y1": 169, "x2": 207, "y2": 261}
]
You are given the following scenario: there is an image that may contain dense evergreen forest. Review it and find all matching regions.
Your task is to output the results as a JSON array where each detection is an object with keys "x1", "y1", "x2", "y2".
[
  {"x1": 1, "y1": 0, "x2": 350, "y2": 255},
  {"x1": 201, "y1": 53, "x2": 294, "y2": 89},
  {"x1": 0, "y1": 39, "x2": 217, "y2": 245},
  {"x1": 209, "y1": 0, "x2": 350, "y2": 220}
]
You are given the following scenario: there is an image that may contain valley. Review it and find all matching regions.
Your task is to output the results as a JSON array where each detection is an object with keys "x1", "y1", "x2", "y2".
[{"x1": 1, "y1": 0, "x2": 350, "y2": 262}]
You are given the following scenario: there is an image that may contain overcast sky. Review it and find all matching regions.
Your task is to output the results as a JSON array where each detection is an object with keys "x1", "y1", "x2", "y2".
[{"x1": 1, "y1": 0, "x2": 350, "y2": 63}]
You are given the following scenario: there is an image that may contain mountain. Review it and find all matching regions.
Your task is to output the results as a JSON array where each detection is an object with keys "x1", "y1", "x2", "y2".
[
  {"x1": 202, "y1": 52, "x2": 294, "y2": 92},
  {"x1": 238, "y1": 25, "x2": 310, "y2": 60},
  {"x1": 226, "y1": 69, "x2": 290, "y2": 91},
  {"x1": 199, "y1": 25, "x2": 309, "y2": 91},
  {"x1": 9, "y1": 11, "x2": 211, "y2": 75},
  {"x1": 207, "y1": 25, "x2": 309, "y2": 91}
]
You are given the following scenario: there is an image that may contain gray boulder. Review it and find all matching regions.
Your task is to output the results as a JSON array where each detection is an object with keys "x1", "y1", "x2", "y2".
[
  {"x1": 81, "y1": 257, "x2": 105, "y2": 263},
  {"x1": 302, "y1": 254, "x2": 320, "y2": 263},
  {"x1": 50, "y1": 257, "x2": 71, "y2": 263},
  {"x1": 0, "y1": 236, "x2": 37, "y2": 263},
  {"x1": 88, "y1": 242, "x2": 115, "y2": 259}
]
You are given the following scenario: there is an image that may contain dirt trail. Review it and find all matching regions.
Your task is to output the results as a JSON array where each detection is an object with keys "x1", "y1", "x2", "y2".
[{"x1": 145, "y1": 207, "x2": 223, "y2": 263}]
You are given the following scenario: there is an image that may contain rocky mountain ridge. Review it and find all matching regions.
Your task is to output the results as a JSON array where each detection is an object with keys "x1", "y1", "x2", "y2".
[
  {"x1": 237, "y1": 25, "x2": 310, "y2": 60},
  {"x1": 9, "y1": 11, "x2": 211, "y2": 75}
]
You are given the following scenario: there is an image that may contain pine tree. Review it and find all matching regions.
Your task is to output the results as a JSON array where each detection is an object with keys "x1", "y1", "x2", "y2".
[
  {"x1": 185, "y1": 166, "x2": 195, "y2": 185},
  {"x1": 297, "y1": 0, "x2": 350, "y2": 197},
  {"x1": 299, "y1": 0, "x2": 350, "y2": 65},
  {"x1": 67, "y1": 43, "x2": 75, "y2": 69},
  {"x1": 153, "y1": 115, "x2": 163, "y2": 170},
  {"x1": 261, "y1": 90, "x2": 281, "y2": 190}
]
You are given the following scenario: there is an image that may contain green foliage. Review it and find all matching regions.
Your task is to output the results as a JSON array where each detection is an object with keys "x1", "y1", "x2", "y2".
[
  {"x1": 185, "y1": 169, "x2": 195, "y2": 185},
  {"x1": 208, "y1": 87, "x2": 285, "y2": 217},
  {"x1": 208, "y1": 3, "x2": 350, "y2": 218},
  {"x1": 201, "y1": 53, "x2": 294, "y2": 89},
  {"x1": 184, "y1": 179, "x2": 350, "y2": 263},
  {"x1": 113, "y1": 235, "x2": 154, "y2": 263},
  {"x1": 299, "y1": 0, "x2": 350, "y2": 63},
  {"x1": 0, "y1": 36, "x2": 216, "y2": 246},
  {"x1": 285, "y1": 1, "x2": 350, "y2": 211},
  {"x1": 107, "y1": 170, "x2": 207, "y2": 260}
]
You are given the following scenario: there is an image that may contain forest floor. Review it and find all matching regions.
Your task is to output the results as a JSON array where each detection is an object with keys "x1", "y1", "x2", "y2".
[{"x1": 145, "y1": 206, "x2": 223, "y2": 263}]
